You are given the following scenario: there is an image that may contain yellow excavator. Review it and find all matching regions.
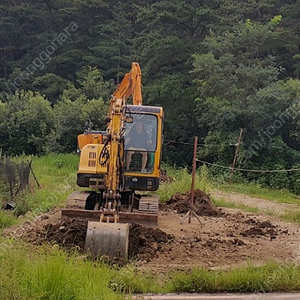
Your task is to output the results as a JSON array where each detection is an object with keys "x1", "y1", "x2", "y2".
[{"x1": 62, "y1": 62, "x2": 164, "y2": 258}]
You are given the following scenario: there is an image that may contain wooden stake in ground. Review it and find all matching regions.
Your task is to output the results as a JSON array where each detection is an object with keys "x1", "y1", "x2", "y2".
[
  {"x1": 27, "y1": 160, "x2": 41, "y2": 188},
  {"x1": 181, "y1": 136, "x2": 202, "y2": 225},
  {"x1": 229, "y1": 128, "x2": 243, "y2": 185}
]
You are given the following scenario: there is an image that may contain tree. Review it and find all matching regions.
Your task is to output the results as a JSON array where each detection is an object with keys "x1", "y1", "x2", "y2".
[
  {"x1": 50, "y1": 97, "x2": 108, "y2": 153},
  {"x1": 48, "y1": 66, "x2": 109, "y2": 152},
  {"x1": 32, "y1": 73, "x2": 68, "y2": 104},
  {"x1": 76, "y1": 66, "x2": 110, "y2": 101},
  {"x1": 192, "y1": 17, "x2": 286, "y2": 163},
  {"x1": 90, "y1": 1, "x2": 134, "y2": 82},
  {"x1": 0, "y1": 90, "x2": 54, "y2": 155}
]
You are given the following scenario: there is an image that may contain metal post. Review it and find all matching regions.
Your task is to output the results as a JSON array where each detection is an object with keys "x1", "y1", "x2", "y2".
[{"x1": 27, "y1": 160, "x2": 41, "y2": 188}]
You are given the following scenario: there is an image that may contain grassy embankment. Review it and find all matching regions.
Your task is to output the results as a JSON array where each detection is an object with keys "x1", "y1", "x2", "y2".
[{"x1": 1, "y1": 154, "x2": 300, "y2": 299}]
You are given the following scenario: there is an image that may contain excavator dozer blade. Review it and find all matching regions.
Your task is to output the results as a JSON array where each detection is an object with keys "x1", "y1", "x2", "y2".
[
  {"x1": 61, "y1": 208, "x2": 158, "y2": 228},
  {"x1": 120, "y1": 212, "x2": 158, "y2": 228},
  {"x1": 85, "y1": 222, "x2": 129, "y2": 259}
]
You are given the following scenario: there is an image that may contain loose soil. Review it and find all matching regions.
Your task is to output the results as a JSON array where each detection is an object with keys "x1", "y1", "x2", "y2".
[{"x1": 2, "y1": 189, "x2": 300, "y2": 273}]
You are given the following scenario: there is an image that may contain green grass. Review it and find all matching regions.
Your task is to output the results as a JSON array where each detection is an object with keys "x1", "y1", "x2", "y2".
[
  {"x1": 2, "y1": 154, "x2": 79, "y2": 218},
  {"x1": 0, "y1": 154, "x2": 79, "y2": 231},
  {"x1": 280, "y1": 210, "x2": 300, "y2": 223},
  {"x1": 158, "y1": 164, "x2": 299, "y2": 206},
  {"x1": 166, "y1": 262, "x2": 300, "y2": 293},
  {"x1": 212, "y1": 197, "x2": 260, "y2": 214},
  {"x1": 1, "y1": 237, "x2": 300, "y2": 298},
  {"x1": 0, "y1": 210, "x2": 17, "y2": 229},
  {"x1": 0, "y1": 238, "x2": 123, "y2": 300},
  {"x1": 157, "y1": 165, "x2": 300, "y2": 225}
]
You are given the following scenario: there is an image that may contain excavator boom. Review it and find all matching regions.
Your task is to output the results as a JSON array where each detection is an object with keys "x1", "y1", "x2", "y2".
[{"x1": 111, "y1": 62, "x2": 142, "y2": 106}]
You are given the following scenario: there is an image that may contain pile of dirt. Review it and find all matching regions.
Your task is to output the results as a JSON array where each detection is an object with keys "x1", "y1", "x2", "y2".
[
  {"x1": 129, "y1": 223, "x2": 174, "y2": 261},
  {"x1": 163, "y1": 189, "x2": 220, "y2": 216},
  {"x1": 240, "y1": 219, "x2": 279, "y2": 238},
  {"x1": 41, "y1": 218, "x2": 88, "y2": 251},
  {"x1": 9, "y1": 217, "x2": 174, "y2": 262},
  {"x1": 223, "y1": 212, "x2": 283, "y2": 238}
]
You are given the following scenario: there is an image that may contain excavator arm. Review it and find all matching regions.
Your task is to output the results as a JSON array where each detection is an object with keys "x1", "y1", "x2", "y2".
[
  {"x1": 103, "y1": 62, "x2": 143, "y2": 202},
  {"x1": 108, "y1": 62, "x2": 142, "y2": 123}
]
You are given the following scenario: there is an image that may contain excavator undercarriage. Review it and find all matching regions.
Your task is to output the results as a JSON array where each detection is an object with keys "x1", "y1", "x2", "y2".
[{"x1": 62, "y1": 191, "x2": 159, "y2": 226}]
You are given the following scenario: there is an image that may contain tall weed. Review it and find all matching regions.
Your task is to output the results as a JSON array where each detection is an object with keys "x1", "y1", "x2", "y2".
[{"x1": 0, "y1": 239, "x2": 122, "y2": 300}]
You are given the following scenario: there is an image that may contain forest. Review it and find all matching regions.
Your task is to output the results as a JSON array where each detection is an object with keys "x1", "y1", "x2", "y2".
[{"x1": 1, "y1": 0, "x2": 300, "y2": 192}]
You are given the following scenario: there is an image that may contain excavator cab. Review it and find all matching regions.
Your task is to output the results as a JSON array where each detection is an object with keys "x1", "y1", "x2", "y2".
[
  {"x1": 124, "y1": 113, "x2": 157, "y2": 173},
  {"x1": 123, "y1": 105, "x2": 163, "y2": 192}
]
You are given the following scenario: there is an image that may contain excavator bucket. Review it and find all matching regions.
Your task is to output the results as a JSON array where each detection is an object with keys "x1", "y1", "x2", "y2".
[
  {"x1": 62, "y1": 192, "x2": 158, "y2": 258},
  {"x1": 85, "y1": 222, "x2": 129, "y2": 258}
]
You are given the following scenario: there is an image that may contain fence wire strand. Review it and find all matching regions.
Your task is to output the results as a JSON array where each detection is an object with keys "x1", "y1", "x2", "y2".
[{"x1": 196, "y1": 159, "x2": 300, "y2": 173}]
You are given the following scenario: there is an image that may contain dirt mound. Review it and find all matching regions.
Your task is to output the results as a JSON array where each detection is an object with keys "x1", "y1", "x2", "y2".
[
  {"x1": 129, "y1": 223, "x2": 174, "y2": 261},
  {"x1": 240, "y1": 219, "x2": 279, "y2": 237},
  {"x1": 163, "y1": 189, "x2": 220, "y2": 216},
  {"x1": 12, "y1": 217, "x2": 174, "y2": 262},
  {"x1": 42, "y1": 218, "x2": 88, "y2": 251}
]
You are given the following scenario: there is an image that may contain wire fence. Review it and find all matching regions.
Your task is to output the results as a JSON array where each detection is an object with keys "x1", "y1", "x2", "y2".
[
  {"x1": 0, "y1": 152, "x2": 30, "y2": 204},
  {"x1": 196, "y1": 159, "x2": 300, "y2": 173},
  {"x1": 165, "y1": 138, "x2": 300, "y2": 174}
]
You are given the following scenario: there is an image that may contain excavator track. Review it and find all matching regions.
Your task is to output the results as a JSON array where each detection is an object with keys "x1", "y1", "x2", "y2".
[
  {"x1": 64, "y1": 191, "x2": 90, "y2": 209},
  {"x1": 139, "y1": 195, "x2": 159, "y2": 213}
]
